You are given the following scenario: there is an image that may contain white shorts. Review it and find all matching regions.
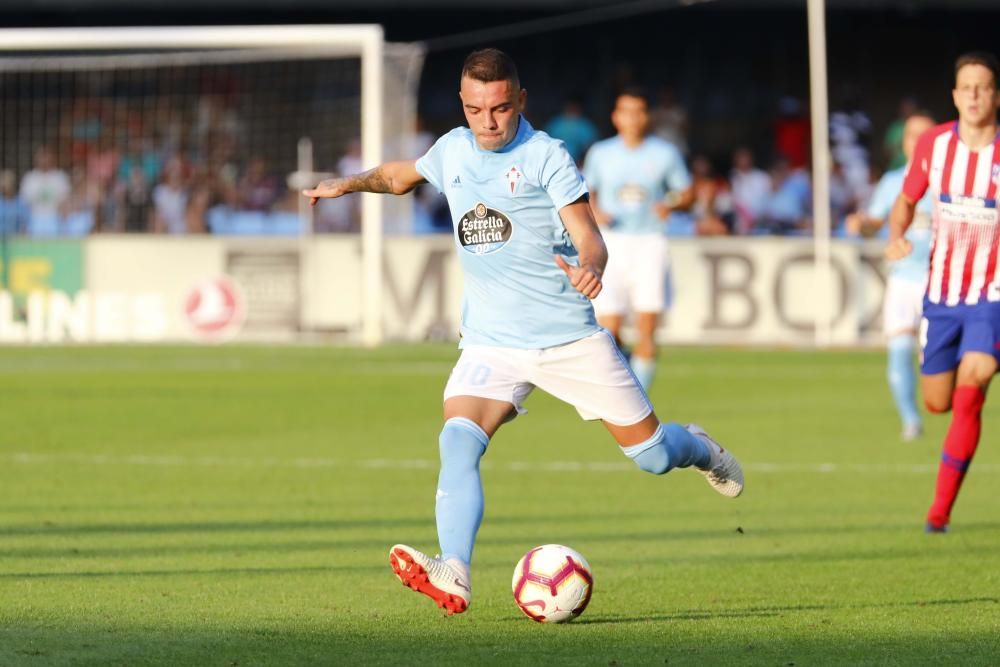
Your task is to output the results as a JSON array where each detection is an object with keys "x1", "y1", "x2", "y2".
[
  {"x1": 592, "y1": 231, "x2": 671, "y2": 316},
  {"x1": 443, "y1": 329, "x2": 654, "y2": 426},
  {"x1": 883, "y1": 275, "x2": 924, "y2": 336}
]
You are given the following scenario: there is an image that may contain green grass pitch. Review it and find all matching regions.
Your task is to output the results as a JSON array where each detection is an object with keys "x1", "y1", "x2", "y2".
[{"x1": 1, "y1": 345, "x2": 998, "y2": 666}]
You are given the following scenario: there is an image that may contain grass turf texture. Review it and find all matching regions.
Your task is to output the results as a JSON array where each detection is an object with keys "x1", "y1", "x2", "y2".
[{"x1": 1, "y1": 345, "x2": 998, "y2": 666}]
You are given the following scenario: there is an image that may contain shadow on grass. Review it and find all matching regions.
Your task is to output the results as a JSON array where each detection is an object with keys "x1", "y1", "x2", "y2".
[
  {"x1": 3, "y1": 519, "x2": 999, "y2": 568},
  {"x1": 571, "y1": 596, "x2": 1000, "y2": 625},
  {"x1": 0, "y1": 509, "x2": 683, "y2": 538},
  {"x1": 0, "y1": 563, "x2": 384, "y2": 580},
  {"x1": 2, "y1": 614, "x2": 999, "y2": 667},
  {"x1": 8, "y1": 515, "x2": 998, "y2": 541}
]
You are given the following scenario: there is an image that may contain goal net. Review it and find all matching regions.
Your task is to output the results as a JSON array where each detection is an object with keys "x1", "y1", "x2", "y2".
[{"x1": 0, "y1": 26, "x2": 426, "y2": 345}]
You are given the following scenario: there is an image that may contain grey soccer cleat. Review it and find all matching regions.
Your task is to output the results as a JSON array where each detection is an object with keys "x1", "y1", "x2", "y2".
[{"x1": 687, "y1": 424, "x2": 744, "y2": 498}]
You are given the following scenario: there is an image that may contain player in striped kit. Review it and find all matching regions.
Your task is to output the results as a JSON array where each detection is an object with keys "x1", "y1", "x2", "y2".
[{"x1": 886, "y1": 52, "x2": 1000, "y2": 532}]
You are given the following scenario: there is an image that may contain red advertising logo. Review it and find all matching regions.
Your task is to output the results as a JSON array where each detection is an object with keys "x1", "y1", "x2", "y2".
[{"x1": 184, "y1": 277, "x2": 245, "y2": 340}]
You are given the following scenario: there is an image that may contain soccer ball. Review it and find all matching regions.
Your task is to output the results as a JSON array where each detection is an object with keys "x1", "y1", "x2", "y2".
[{"x1": 511, "y1": 544, "x2": 593, "y2": 623}]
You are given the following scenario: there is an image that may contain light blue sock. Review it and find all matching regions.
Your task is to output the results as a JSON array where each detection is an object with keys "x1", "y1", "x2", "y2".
[
  {"x1": 887, "y1": 335, "x2": 921, "y2": 429},
  {"x1": 621, "y1": 422, "x2": 711, "y2": 474},
  {"x1": 631, "y1": 355, "x2": 657, "y2": 391},
  {"x1": 436, "y1": 417, "x2": 488, "y2": 565}
]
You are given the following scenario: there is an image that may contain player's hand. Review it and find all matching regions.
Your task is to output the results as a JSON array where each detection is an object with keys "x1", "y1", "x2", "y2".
[
  {"x1": 554, "y1": 255, "x2": 603, "y2": 299},
  {"x1": 302, "y1": 178, "x2": 348, "y2": 206},
  {"x1": 845, "y1": 212, "x2": 863, "y2": 236},
  {"x1": 653, "y1": 202, "x2": 673, "y2": 221},
  {"x1": 885, "y1": 237, "x2": 913, "y2": 260}
]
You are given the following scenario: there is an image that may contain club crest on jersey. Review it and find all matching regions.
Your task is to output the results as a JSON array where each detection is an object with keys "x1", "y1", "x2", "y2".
[
  {"x1": 505, "y1": 165, "x2": 523, "y2": 195},
  {"x1": 993, "y1": 163, "x2": 1000, "y2": 186},
  {"x1": 458, "y1": 202, "x2": 513, "y2": 255}
]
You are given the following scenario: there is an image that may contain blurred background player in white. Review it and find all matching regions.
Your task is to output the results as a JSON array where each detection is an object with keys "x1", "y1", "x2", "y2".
[
  {"x1": 846, "y1": 111, "x2": 935, "y2": 441},
  {"x1": 303, "y1": 48, "x2": 743, "y2": 616},
  {"x1": 582, "y1": 88, "x2": 693, "y2": 391},
  {"x1": 886, "y1": 52, "x2": 1000, "y2": 533}
]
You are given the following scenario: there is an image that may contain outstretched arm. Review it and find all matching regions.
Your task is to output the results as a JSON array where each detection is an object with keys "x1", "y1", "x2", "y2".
[
  {"x1": 555, "y1": 196, "x2": 607, "y2": 300},
  {"x1": 302, "y1": 160, "x2": 426, "y2": 205}
]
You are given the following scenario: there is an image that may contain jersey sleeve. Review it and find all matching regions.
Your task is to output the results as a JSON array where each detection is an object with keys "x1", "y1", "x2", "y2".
[
  {"x1": 541, "y1": 141, "x2": 588, "y2": 209},
  {"x1": 902, "y1": 131, "x2": 933, "y2": 202},
  {"x1": 663, "y1": 144, "x2": 692, "y2": 192},
  {"x1": 414, "y1": 133, "x2": 449, "y2": 193}
]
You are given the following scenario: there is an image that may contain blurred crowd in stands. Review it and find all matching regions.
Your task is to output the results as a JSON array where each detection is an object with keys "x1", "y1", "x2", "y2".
[
  {"x1": 0, "y1": 92, "x2": 310, "y2": 237},
  {"x1": 0, "y1": 82, "x2": 920, "y2": 238},
  {"x1": 414, "y1": 89, "x2": 921, "y2": 239}
]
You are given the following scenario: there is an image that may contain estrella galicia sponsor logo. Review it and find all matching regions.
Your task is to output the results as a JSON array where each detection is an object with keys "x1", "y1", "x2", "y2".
[
  {"x1": 616, "y1": 183, "x2": 649, "y2": 210},
  {"x1": 458, "y1": 202, "x2": 513, "y2": 254}
]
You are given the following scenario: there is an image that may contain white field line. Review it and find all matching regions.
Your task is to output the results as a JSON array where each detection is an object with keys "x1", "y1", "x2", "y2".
[{"x1": 5, "y1": 452, "x2": 1000, "y2": 474}]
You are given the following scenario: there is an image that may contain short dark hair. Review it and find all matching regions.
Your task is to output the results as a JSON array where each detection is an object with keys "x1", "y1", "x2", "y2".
[
  {"x1": 462, "y1": 48, "x2": 520, "y2": 88},
  {"x1": 616, "y1": 85, "x2": 650, "y2": 107},
  {"x1": 955, "y1": 51, "x2": 1000, "y2": 88}
]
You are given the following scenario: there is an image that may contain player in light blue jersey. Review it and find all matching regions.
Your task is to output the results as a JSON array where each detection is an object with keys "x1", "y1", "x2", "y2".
[
  {"x1": 303, "y1": 49, "x2": 743, "y2": 617},
  {"x1": 846, "y1": 112, "x2": 935, "y2": 441},
  {"x1": 582, "y1": 88, "x2": 693, "y2": 391}
]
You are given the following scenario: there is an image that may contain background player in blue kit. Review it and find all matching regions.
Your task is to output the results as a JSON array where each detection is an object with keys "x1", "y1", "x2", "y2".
[
  {"x1": 582, "y1": 89, "x2": 693, "y2": 391},
  {"x1": 846, "y1": 111, "x2": 936, "y2": 441},
  {"x1": 303, "y1": 49, "x2": 743, "y2": 616}
]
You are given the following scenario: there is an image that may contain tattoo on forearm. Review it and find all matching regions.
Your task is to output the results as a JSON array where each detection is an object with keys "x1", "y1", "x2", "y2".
[{"x1": 346, "y1": 167, "x2": 392, "y2": 194}]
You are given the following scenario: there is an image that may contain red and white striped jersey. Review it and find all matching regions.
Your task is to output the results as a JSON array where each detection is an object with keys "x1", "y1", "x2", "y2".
[{"x1": 903, "y1": 121, "x2": 1000, "y2": 306}]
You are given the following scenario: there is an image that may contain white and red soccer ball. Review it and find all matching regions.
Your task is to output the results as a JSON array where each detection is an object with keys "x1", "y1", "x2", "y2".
[{"x1": 511, "y1": 544, "x2": 593, "y2": 623}]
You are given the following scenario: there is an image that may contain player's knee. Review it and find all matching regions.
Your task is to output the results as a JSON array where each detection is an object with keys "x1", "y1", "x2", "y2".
[
  {"x1": 924, "y1": 396, "x2": 951, "y2": 414},
  {"x1": 439, "y1": 417, "x2": 489, "y2": 471}
]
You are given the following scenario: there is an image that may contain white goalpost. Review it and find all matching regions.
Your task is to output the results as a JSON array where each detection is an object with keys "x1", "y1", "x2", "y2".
[{"x1": 0, "y1": 25, "x2": 417, "y2": 347}]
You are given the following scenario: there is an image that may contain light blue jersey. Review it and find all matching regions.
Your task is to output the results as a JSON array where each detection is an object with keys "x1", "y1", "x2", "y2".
[
  {"x1": 416, "y1": 116, "x2": 599, "y2": 349},
  {"x1": 582, "y1": 136, "x2": 691, "y2": 234},
  {"x1": 867, "y1": 167, "x2": 933, "y2": 284}
]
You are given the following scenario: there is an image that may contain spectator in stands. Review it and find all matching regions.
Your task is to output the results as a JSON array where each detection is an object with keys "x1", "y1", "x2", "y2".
[
  {"x1": 325, "y1": 139, "x2": 363, "y2": 232},
  {"x1": 773, "y1": 96, "x2": 810, "y2": 169},
  {"x1": 237, "y1": 157, "x2": 280, "y2": 212},
  {"x1": 410, "y1": 116, "x2": 451, "y2": 234},
  {"x1": 0, "y1": 170, "x2": 28, "y2": 236},
  {"x1": 152, "y1": 158, "x2": 190, "y2": 234},
  {"x1": 649, "y1": 87, "x2": 689, "y2": 156},
  {"x1": 759, "y1": 157, "x2": 812, "y2": 235},
  {"x1": 729, "y1": 147, "x2": 771, "y2": 235},
  {"x1": 60, "y1": 97, "x2": 104, "y2": 165},
  {"x1": 544, "y1": 95, "x2": 599, "y2": 165},
  {"x1": 118, "y1": 137, "x2": 162, "y2": 187},
  {"x1": 87, "y1": 132, "x2": 121, "y2": 194},
  {"x1": 116, "y1": 166, "x2": 154, "y2": 233},
  {"x1": 61, "y1": 165, "x2": 101, "y2": 236},
  {"x1": 689, "y1": 155, "x2": 732, "y2": 236},
  {"x1": 20, "y1": 146, "x2": 71, "y2": 236},
  {"x1": 830, "y1": 87, "x2": 872, "y2": 210},
  {"x1": 829, "y1": 158, "x2": 854, "y2": 234},
  {"x1": 883, "y1": 96, "x2": 918, "y2": 171},
  {"x1": 185, "y1": 181, "x2": 213, "y2": 235},
  {"x1": 195, "y1": 94, "x2": 245, "y2": 157}
]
